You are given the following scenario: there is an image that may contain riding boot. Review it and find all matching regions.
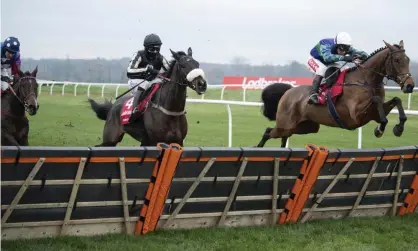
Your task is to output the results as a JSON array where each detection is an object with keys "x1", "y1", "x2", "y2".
[
  {"x1": 308, "y1": 75, "x2": 323, "y2": 105},
  {"x1": 129, "y1": 87, "x2": 145, "y2": 122}
]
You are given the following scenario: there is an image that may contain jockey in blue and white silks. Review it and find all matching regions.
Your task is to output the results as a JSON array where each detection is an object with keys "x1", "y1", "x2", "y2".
[
  {"x1": 1, "y1": 36, "x2": 21, "y2": 95},
  {"x1": 306, "y1": 32, "x2": 369, "y2": 105}
]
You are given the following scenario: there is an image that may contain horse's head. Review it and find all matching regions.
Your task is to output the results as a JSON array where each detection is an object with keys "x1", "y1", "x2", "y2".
[
  {"x1": 12, "y1": 66, "x2": 39, "y2": 115},
  {"x1": 169, "y1": 47, "x2": 207, "y2": 95},
  {"x1": 383, "y1": 40, "x2": 415, "y2": 93}
]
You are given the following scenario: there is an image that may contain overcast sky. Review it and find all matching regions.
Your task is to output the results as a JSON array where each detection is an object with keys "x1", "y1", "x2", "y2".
[{"x1": 2, "y1": 0, "x2": 417, "y2": 65}]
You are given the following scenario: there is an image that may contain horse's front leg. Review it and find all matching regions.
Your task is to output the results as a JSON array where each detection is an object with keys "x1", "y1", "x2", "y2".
[
  {"x1": 383, "y1": 97, "x2": 407, "y2": 137},
  {"x1": 371, "y1": 96, "x2": 388, "y2": 138},
  {"x1": 1, "y1": 133, "x2": 20, "y2": 146}
]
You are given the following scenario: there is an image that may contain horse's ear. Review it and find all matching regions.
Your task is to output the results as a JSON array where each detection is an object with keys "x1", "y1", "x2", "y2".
[
  {"x1": 383, "y1": 40, "x2": 395, "y2": 51},
  {"x1": 187, "y1": 47, "x2": 193, "y2": 57},
  {"x1": 170, "y1": 49, "x2": 180, "y2": 60},
  {"x1": 31, "y1": 66, "x2": 38, "y2": 77},
  {"x1": 17, "y1": 70, "x2": 24, "y2": 78},
  {"x1": 399, "y1": 40, "x2": 404, "y2": 49}
]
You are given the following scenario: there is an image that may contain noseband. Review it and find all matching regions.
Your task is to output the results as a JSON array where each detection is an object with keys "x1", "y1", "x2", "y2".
[
  {"x1": 384, "y1": 49, "x2": 412, "y2": 88},
  {"x1": 158, "y1": 57, "x2": 201, "y2": 90}
]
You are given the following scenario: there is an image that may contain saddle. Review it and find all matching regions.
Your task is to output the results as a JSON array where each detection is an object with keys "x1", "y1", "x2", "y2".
[
  {"x1": 316, "y1": 67, "x2": 354, "y2": 130},
  {"x1": 317, "y1": 67, "x2": 348, "y2": 105},
  {"x1": 120, "y1": 83, "x2": 162, "y2": 125}
]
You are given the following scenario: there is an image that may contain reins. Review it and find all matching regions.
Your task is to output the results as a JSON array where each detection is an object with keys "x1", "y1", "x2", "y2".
[
  {"x1": 355, "y1": 49, "x2": 412, "y2": 89},
  {"x1": 2, "y1": 76, "x2": 38, "y2": 114}
]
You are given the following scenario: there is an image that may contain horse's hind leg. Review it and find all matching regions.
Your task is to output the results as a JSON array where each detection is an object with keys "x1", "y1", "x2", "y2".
[
  {"x1": 256, "y1": 127, "x2": 273, "y2": 147},
  {"x1": 96, "y1": 119, "x2": 124, "y2": 147},
  {"x1": 256, "y1": 127, "x2": 291, "y2": 148}
]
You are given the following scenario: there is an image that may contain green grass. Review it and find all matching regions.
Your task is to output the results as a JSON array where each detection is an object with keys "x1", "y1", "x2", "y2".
[
  {"x1": 30, "y1": 85, "x2": 418, "y2": 148},
  {"x1": 2, "y1": 214, "x2": 418, "y2": 251}
]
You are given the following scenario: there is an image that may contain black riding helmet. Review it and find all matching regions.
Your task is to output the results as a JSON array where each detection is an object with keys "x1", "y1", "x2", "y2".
[
  {"x1": 143, "y1": 33, "x2": 162, "y2": 47},
  {"x1": 143, "y1": 34, "x2": 162, "y2": 56}
]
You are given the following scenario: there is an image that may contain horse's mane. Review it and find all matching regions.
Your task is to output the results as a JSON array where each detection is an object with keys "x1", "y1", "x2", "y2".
[
  {"x1": 347, "y1": 43, "x2": 402, "y2": 72},
  {"x1": 163, "y1": 51, "x2": 187, "y2": 78},
  {"x1": 15, "y1": 70, "x2": 32, "y2": 77}
]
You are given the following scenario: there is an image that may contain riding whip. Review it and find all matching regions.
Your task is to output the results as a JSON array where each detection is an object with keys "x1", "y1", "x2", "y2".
[{"x1": 115, "y1": 79, "x2": 146, "y2": 100}]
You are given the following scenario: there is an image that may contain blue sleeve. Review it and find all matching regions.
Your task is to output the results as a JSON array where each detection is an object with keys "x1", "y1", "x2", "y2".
[
  {"x1": 319, "y1": 43, "x2": 345, "y2": 64},
  {"x1": 348, "y1": 47, "x2": 369, "y2": 58}
]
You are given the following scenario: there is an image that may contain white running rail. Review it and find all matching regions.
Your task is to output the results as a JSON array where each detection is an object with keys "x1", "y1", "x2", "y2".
[{"x1": 37, "y1": 80, "x2": 414, "y2": 111}]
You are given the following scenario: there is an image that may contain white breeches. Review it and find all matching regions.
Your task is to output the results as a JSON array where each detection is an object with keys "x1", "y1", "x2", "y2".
[
  {"x1": 1, "y1": 67, "x2": 12, "y2": 91},
  {"x1": 306, "y1": 56, "x2": 351, "y2": 77},
  {"x1": 128, "y1": 77, "x2": 163, "y2": 95}
]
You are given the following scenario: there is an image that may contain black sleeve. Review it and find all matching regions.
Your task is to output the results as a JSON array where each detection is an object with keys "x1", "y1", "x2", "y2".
[{"x1": 126, "y1": 52, "x2": 148, "y2": 79}]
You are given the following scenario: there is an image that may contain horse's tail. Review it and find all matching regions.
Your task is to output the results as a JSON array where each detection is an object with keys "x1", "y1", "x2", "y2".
[
  {"x1": 88, "y1": 98, "x2": 113, "y2": 121},
  {"x1": 260, "y1": 83, "x2": 293, "y2": 121}
]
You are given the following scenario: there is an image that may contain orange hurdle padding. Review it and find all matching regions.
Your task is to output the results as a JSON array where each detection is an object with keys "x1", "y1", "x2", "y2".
[
  {"x1": 279, "y1": 144, "x2": 328, "y2": 224},
  {"x1": 148, "y1": 143, "x2": 183, "y2": 232},
  {"x1": 398, "y1": 174, "x2": 418, "y2": 215},
  {"x1": 288, "y1": 145, "x2": 328, "y2": 222},
  {"x1": 278, "y1": 144, "x2": 316, "y2": 224},
  {"x1": 135, "y1": 143, "x2": 171, "y2": 234},
  {"x1": 139, "y1": 143, "x2": 173, "y2": 235}
]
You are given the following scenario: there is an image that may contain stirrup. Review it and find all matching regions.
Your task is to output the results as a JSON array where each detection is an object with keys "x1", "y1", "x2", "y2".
[
  {"x1": 308, "y1": 93, "x2": 318, "y2": 99},
  {"x1": 308, "y1": 94, "x2": 319, "y2": 104}
]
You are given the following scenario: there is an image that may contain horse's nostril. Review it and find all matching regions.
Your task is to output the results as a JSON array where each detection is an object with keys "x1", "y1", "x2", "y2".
[{"x1": 407, "y1": 85, "x2": 413, "y2": 93}]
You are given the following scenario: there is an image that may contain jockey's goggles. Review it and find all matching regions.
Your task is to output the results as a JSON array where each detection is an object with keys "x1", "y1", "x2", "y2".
[
  {"x1": 5, "y1": 48, "x2": 16, "y2": 55},
  {"x1": 147, "y1": 45, "x2": 161, "y2": 53},
  {"x1": 337, "y1": 44, "x2": 350, "y2": 52}
]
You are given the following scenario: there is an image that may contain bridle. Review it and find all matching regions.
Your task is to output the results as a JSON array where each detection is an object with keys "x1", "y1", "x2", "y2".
[
  {"x1": 356, "y1": 47, "x2": 412, "y2": 89},
  {"x1": 6, "y1": 76, "x2": 38, "y2": 112},
  {"x1": 150, "y1": 55, "x2": 205, "y2": 116},
  {"x1": 159, "y1": 55, "x2": 201, "y2": 91}
]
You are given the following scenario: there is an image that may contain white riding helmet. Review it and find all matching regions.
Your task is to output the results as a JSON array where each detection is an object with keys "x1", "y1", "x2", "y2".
[{"x1": 335, "y1": 32, "x2": 352, "y2": 45}]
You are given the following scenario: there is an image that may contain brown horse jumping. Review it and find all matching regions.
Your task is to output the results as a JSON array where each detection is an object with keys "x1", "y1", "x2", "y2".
[
  {"x1": 256, "y1": 40, "x2": 415, "y2": 148},
  {"x1": 1, "y1": 67, "x2": 40, "y2": 146}
]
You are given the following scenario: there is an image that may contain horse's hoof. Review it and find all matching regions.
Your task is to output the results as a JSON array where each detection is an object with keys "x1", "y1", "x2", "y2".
[
  {"x1": 393, "y1": 124, "x2": 404, "y2": 137},
  {"x1": 374, "y1": 126, "x2": 384, "y2": 138}
]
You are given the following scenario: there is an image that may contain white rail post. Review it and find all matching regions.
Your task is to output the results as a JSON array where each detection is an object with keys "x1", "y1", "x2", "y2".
[
  {"x1": 38, "y1": 84, "x2": 43, "y2": 96},
  {"x1": 227, "y1": 104, "x2": 232, "y2": 147},
  {"x1": 49, "y1": 83, "x2": 55, "y2": 96},
  {"x1": 61, "y1": 83, "x2": 67, "y2": 96},
  {"x1": 87, "y1": 84, "x2": 92, "y2": 97},
  {"x1": 74, "y1": 84, "x2": 79, "y2": 96},
  {"x1": 101, "y1": 85, "x2": 105, "y2": 98},
  {"x1": 407, "y1": 93, "x2": 411, "y2": 110},
  {"x1": 115, "y1": 84, "x2": 121, "y2": 97},
  {"x1": 357, "y1": 127, "x2": 363, "y2": 149},
  {"x1": 220, "y1": 85, "x2": 227, "y2": 100},
  {"x1": 243, "y1": 86, "x2": 247, "y2": 102}
]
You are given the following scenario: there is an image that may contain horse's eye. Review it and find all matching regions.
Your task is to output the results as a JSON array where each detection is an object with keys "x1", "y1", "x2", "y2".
[{"x1": 394, "y1": 58, "x2": 400, "y2": 63}]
